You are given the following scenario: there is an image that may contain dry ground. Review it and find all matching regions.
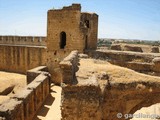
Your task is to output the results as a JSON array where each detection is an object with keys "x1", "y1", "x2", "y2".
[{"x1": 0, "y1": 71, "x2": 26, "y2": 104}]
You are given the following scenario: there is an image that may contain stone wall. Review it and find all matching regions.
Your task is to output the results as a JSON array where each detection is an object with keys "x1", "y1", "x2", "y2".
[
  {"x1": 61, "y1": 83, "x2": 102, "y2": 120},
  {"x1": 27, "y1": 66, "x2": 49, "y2": 84},
  {"x1": 86, "y1": 50, "x2": 160, "y2": 74},
  {"x1": 0, "y1": 36, "x2": 46, "y2": 46},
  {"x1": 0, "y1": 66, "x2": 50, "y2": 120},
  {"x1": 60, "y1": 50, "x2": 79, "y2": 84},
  {"x1": 61, "y1": 59, "x2": 160, "y2": 120},
  {"x1": 0, "y1": 45, "x2": 47, "y2": 74},
  {"x1": 110, "y1": 44, "x2": 160, "y2": 53},
  {"x1": 102, "y1": 81, "x2": 160, "y2": 120}
]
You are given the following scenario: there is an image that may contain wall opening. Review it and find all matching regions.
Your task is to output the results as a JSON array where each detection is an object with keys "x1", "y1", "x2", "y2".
[
  {"x1": 85, "y1": 20, "x2": 89, "y2": 28},
  {"x1": 60, "y1": 32, "x2": 66, "y2": 49},
  {"x1": 85, "y1": 35, "x2": 88, "y2": 49}
]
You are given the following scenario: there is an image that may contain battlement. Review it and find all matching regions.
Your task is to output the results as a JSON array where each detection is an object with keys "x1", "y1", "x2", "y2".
[
  {"x1": 49, "y1": 3, "x2": 81, "y2": 12},
  {"x1": 0, "y1": 36, "x2": 46, "y2": 46}
]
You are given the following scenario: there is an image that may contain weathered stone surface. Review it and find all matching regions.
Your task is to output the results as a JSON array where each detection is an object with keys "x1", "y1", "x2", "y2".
[
  {"x1": 60, "y1": 50, "x2": 79, "y2": 84},
  {"x1": 61, "y1": 84, "x2": 102, "y2": 120},
  {"x1": 0, "y1": 45, "x2": 47, "y2": 74},
  {"x1": 78, "y1": 53, "x2": 89, "y2": 58},
  {"x1": 0, "y1": 116, "x2": 6, "y2": 120},
  {"x1": 86, "y1": 50, "x2": 160, "y2": 74},
  {"x1": 12, "y1": 89, "x2": 34, "y2": 120},
  {"x1": 110, "y1": 44, "x2": 121, "y2": 50},
  {"x1": 27, "y1": 66, "x2": 48, "y2": 84},
  {"x1": 123, "y1": 45, "x2": 143, "y2": 52},
  {"x1": 151, "y1": 46, "x2": 159, "y2": 53},
  {"x1": 0, "y1": 36, "x2": 46, "y2": 46},
  {"x1": 46, "y1": 4, "x2": 98, "y2": 84},
  {"x1": 152, "y1": 57, "x2": 160, "y2": 72},
  {"x1": 0, "y1": 99, "x2": 24, "y2": 120},
  {"x1": 61, "y1": 58, "x2": 160, "y2": 120}
]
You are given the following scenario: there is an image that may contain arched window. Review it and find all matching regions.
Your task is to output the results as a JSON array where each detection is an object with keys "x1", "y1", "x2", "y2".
[{"x1": 60, "y1": 32, "x2": 66, "y2": 49}]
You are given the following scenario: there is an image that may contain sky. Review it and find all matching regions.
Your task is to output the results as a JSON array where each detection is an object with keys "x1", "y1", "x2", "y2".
[{"x1": 0, "y1": 0, "x2": 160, "y2": 40}]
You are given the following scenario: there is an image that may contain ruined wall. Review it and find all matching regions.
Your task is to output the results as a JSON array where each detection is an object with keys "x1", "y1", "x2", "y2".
[
  {"x1": 86, "y1": 50, "x2": 160, "y2": 74},
  {"x1": 80, "y1": 13, "x2": 98, "y2": 50},
  {"x1": 102, "y1": 81, "x2": 160, "y2": 120},
  {"x1": 0, "y1": 45, "x2": 47, "y2": 74},
  {"x1": 0, "y1": 66, "x2": 50, "y2": 120},
  {"x1": 60, "y1": 50, "x2": 79, "y2": 84},
  {"x1": 61, "y1": 55, "x2": 160, "y2": 120},
  {"x1": 0, "y1": 36, "x2": 46, "y2": 46},
  {"x1": 61, "y1": 84, "x2": 102, "y2": 120},
  {"x1": 110, "y1": 43, "x2": 160, "y2": 53}
]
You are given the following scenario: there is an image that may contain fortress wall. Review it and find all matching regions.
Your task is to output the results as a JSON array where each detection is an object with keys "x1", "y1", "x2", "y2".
[
  {"x1": 0, "y1": 36, "x2": 46, "y2": 46},
  {"x1": 0, "y1": 66, "x2": 50, "y2": 120},
  {"x1": 46, "y1": 50, "x2": 76, "y2": 84},
  {"x1": 86, "y1": 50, "x2": 160, "y2": 73},
  {"x1": 102, "y1": 82, "x2": 160, "y2": 120},
  {"x1": 61, "y1": 83, "x2": 102, "y2": 120},
  {"x1": 59, "y1": 50, "x2": 79, "y2": 84},
  {"x1": 0, "y1": 45, "x2": 47, "y2": 74},
  {"x1": 61, "y1": 68, "x2": 160, "y2": 120}
]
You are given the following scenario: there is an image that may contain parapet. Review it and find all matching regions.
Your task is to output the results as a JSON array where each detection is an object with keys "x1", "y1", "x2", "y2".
[
  {"x1": 49, "y1": 3, "x2": 81, "y2": 11},
  {"x1": 0, "y1": 66, "x2": 50, "y2": 120},
  {"x1": 0, "y1": 36, "x2": 46, "y2": 46},
  {"x1": 60, "y1": 50, "x2": 79, "y2": 84}
]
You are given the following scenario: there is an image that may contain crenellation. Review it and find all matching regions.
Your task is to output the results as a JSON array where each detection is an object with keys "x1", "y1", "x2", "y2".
[{"x1": 0, "y1": 36, "x2": 46, "y2": 46}]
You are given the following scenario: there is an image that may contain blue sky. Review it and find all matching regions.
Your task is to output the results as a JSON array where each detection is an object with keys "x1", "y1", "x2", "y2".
[{"x1": 0, "y1": 0, "x2": 160, "y2": 40}]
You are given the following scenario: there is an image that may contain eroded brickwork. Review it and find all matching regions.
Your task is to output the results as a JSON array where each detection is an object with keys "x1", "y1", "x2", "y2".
[{"x1": 47, "y1": 4, "x2": 98, "y2": 84}]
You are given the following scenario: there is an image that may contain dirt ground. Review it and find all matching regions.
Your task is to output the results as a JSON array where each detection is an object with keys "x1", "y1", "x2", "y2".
[{"x1": 0, "y1": 71, "x2": 26, "y2": 104}]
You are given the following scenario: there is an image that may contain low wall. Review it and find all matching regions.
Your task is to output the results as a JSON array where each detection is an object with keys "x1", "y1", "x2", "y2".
[
  {"x1": 0, "y1": 45, "x2": 47, "y2": 74},
  {"x1": 0, "y1": 66, "x2": 50, "y2": 120},
  {"x1": 59, "y1": 50, "x2": 79, "y2": 84},
  {"x1": 27, "y1": 66, "x2": 49, "y2": 84},
  {"x1": 0, "y1": 36, "x2": 46, "y2": 46},
  {"x1": 86, "y1": 50, "x2": 160, "y2": 74}
]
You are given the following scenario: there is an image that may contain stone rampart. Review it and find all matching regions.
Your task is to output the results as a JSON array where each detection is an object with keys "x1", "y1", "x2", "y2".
[
  {"x1": 0, "y1": 36, "x2": 46, "y2": 46},
  {"x1": 0, "y1": 66, "x2": 50, "y2": 120},
  {"x1": 0, "y1": 45, "x2": 47, "y2": 74}
]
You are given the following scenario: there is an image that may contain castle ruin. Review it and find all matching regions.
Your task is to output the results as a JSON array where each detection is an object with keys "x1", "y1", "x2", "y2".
[{"x1": 0, "y1": 3, "x2": 160, "y2": 120}]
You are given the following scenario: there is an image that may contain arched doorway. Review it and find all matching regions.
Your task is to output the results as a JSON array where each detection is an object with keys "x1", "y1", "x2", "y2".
[{"x1": 60, "y1": 32, "x2": 66, "y2": 49}]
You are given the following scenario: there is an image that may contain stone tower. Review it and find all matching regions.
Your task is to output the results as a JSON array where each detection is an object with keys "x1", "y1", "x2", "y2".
[
  {"x1": 47, "y1": 3, "x2": 98, "y2": 52},
  {"x1": 46, "y1": 4, "x2": 98, "y2": 84}
]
